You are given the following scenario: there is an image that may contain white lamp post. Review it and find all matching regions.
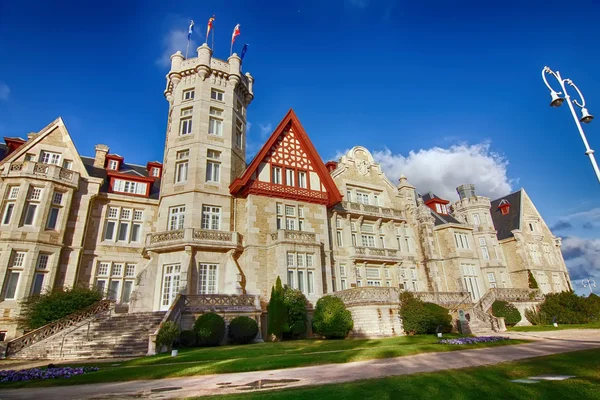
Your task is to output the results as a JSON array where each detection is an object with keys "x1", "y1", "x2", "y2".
[
  {"x1": 542, "y1": 67, "x2": 600, "y2": 183},
  {"x1": 582, "y1": 277, "x2": 597, "y2": 294}
]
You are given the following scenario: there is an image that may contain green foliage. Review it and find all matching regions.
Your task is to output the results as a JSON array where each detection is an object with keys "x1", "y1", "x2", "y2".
[
  {"x1": 178, "y1": 329, "x2": 197, "y2": 348},
  {"x1": 19, "y1": 286, "x2": 103, "y2": 330},
  {"x1": 399, "y1": 292, "x2": 452, "y2": 334},
  {"x1": 156, "y1": 321, "x2": 181, "y2": 351},
  {"x1": 312, "y1": 295, "x2": 353, "y2": 339},
  {"x1": 524, "y1": 307, "x2": 549, "y2": 325},
  {"x1": 228, "y1": 316, "x2": 259, "y2": 344},
  {"x1": 491, "y1": 300, "x2": 522, "y2": 326},
  {"x1": 267, "y1": 276, "x2": 287, "y2": 340},
  {"x1": 528, "y1": 270, "x2": 539, "y2": 289},
  {"x1": 282, "y1": 286, "x2": 308, "y2": 339},
  {"x1": 193, "y1": 312, "x2": 226, "y2": 346},
  {"x1": 586, "y1": 293, "x2": 600, "y2": 321},
  {"x1": 539, "y1": 291, "x2": 593, "y2": 324},
  {"x1": 423, "y1": 302, "x2": 453, "y2": 333}
]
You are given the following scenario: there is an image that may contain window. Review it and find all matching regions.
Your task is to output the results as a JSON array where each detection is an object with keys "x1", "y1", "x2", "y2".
[
  {"x1": 435, "y1": 204, "x2": 442, "y2": 213},
  {"x1": 529, "y1": 223, "x2": 535, "y2": 232},
  {"x1": 175, "y1": 150, "x2": 189, "y2": 183},
  {"x1": 298, "y1": 171, "x2": 307, "y2": 188},
  {"x1": 287, "y1": 252, "x2": 315, "y2": 296},
  {"x1": 346, "y1": 190, "x2": 352, "y2": 202},
  {"x1": 208, "y1": 107, "x2": 223, "y2": 136},
  {"x1": 2, "y1": 186, "x2": 19, "y2": 225},
  {"x1": 23, "y1": 187, "x2": 42, "y2": 226},
  {"x1": 487, "y1": 272, "x2": 497, "y2": 288},
  {"x1": 373, "y1": 194, "x2": 380, "y2": 206},
  {"x1": 336, "y1": 231, "x2": 343, "y2": 246},
  {"x1": 454, "y1": 232, "x2": 470, "y2": 249},
  {"x1": 276, "y1": 203, "x2": 304, "y2": 231},
  {"x1": 131, "y1": 210, "x2": 143, "y2": 242},
  {"x1": 339, "y1": 264, "x2": 347, "y2": 277},
  {"x1": 108, "y1": 159, "x2": 119, "y2": 170},
  {"x1": 201, "y1": 206, "x2": 221, "y2": 230},
  {"x1": 95, "y1": 261, "x2": 136, "y2": 303},
  {"x1": 235, "y1": 99, "x2": 245, "y2": 116},
  {"x1": 461, "y1": 263, "x2": 482, "y2": 301},
  {"x1": 169, "y1": 206, "x2": 185, "y2": 230},
  {"x1": 104, "y1": 207, "x2": 118, "y2": 240},
  {"x1": 206, "y1": 150, "x2": 221, "y2": 183},
  {"x1": 198, "y1": 263, "x2": 218, "y2": 294},
  {"x1": 62, "y1": 160, "x2": 73, "y2": 170},
  {"x1": 356, "y1": 192, "x2": 369, "y2": 204},
  {"x1": 473, "y1": 214, "x2": 481, "y2": 225},
  {"x1": 180, "y1": 108, "x2": 193, "y2": 135},
  {"x1": 3, "y1": 251, "x2": 25, "y2": 300},
  {"x1": 113, "y1": 179, "x2": 147, "y2": 195},
  {"x1": 151, "y1": 167, "x2": 160, "y2": 177},
  {"x1": 211, "y1": 89, "x2": 224, "y2": 101},
  {"x1": 103, "y1": 207, "x2": 143, "y2": 243},
  {"x1": 272, "y1": 166, "x2": 282, "y2": 184},
  {"x1": 183, "y1": 89, "x2": 195, "y2": 101},
  {"x1": 25, "y1": 153, "x2": 36, "y2": 162},
  {"x1": 40, "y1": 151, "x2": 61, "y2": 165},
  {"x1": 285, "y1": 169, "x2": 295, "y2": 186},
  {"x1": 361, "y1": 235, "x2": 375, "y2": 247},
  {"x1": 52, "y1": 192, "x2": 63, "y2": 205},
  {"x1": 479, "y1": 237, "x2": 490, "y2": 260},
  {"x1": 340, "y1": 279, "x2": 347, "y2": 290},
  {"x1": 366, "y1": 267, "x2": 380, "y2": 279},
  {"x1": 235, "y1": 119, "x2": 244, "y2": 148},
  {"x1": 47, "y1": 207, "x2": 60, "y2": 230}
]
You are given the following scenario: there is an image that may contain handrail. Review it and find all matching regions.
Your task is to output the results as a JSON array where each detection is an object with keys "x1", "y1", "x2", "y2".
[{"x1": 5, "y1": 300, "x2": 113, "y2": 357}]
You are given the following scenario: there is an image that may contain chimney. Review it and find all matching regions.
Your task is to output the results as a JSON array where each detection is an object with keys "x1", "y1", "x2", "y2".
[
  {"x1": 94, "y1": 144, "x2": 109, "y2": 168},
  {"x1": 457, "y1": 184, "x2": 476, "y2": 200},
  {"x1": 325, "y1": 161, "x2": 338, "y2": 173}
]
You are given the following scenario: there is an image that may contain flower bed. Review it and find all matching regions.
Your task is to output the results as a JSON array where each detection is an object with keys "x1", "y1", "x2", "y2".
[
  {"x1": 438, "y1": 336, "x2": 510, "y2": 345},
  {"x1": 0, "y1": 366, "x2": 99, "y2": 383}
]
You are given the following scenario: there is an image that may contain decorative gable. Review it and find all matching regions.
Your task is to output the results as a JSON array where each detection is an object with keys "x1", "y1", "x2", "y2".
[{"x1": 230, "y1": 109, "x2": 342, "y2": 207}]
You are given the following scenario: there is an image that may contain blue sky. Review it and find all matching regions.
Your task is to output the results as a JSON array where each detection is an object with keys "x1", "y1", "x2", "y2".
[{"x1": 1, "y1": 0, "x2": 599, "y2": 294}]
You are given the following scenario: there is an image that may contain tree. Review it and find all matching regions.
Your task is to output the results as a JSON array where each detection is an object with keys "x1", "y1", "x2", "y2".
[
  {"x1": 282, "y1": 286, "x2": 308, "y2": 339},
  {"x1": 312, "y1": 296, "x2": 353, "y2": 339},
  {"x1": 528, "y1": 270, "x2": 539, "y2": 289},
  {"x1": 267, "y1": 276, "x2": 287, "y2": 341}
]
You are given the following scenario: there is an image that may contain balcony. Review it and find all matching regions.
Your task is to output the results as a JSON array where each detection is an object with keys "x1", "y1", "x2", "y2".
[
  {"x1": 145, "y1": 228, "x2": 241, "y2": 252},
  {"x1": 4, "y1": 161, "x2": 80, "y2": 188},
  {"x1": 269, "y1": 229, "x2": 318, "y2": 245},
  {"x1": 339, "y1": 201, "x2": 405, "y2": 221},
  {"x1": 349, "y1": 246, "x2": 402, "y2": 262}
]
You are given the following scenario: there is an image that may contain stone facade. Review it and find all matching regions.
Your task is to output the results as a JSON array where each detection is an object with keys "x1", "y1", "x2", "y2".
[{"x1": 0, "y1": 46, "x2": 572, "y2": 341}]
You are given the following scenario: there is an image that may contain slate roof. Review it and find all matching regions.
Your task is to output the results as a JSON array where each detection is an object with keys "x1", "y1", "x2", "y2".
[
  {"x1": 0, "y1": 143, "x2": 7, "y2": 162},
  {"x1": 431, "y1": 210, "x2": 462, "y2": 226},
  {"x1": 422, "y1": 192, "x2": 441, "y2": 203},
  {"x1": 490, "y1": 190, "x2": 522, "y2": 240},
  {"x1": 81, "y1": 156, "x2": 161, "y2": 200}
]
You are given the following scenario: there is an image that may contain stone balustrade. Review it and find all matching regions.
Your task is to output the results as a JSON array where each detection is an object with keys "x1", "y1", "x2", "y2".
[
  {"x1": 269, "y1": 229, "x2": 318, "y2": 244},
  {"x1": 340, "y1": 201, "x2": 405, "y2": 220},
  {"x1": 184, "y1": 294, "x2": 259, "y2": 312},
  {"x1": 477, "y1": 287, "x2": 543, "y2": 313},
  {"x1": 145, "y1": 228, "x2": 240, "y2": 251},
  {"x1": 350, "y1": 246, "x2": 400, "y2": 261},
  {"x1": 4, "y1": 161, "x2": 80, "y2": 187},
  {"x1": 332, "y1": 287, "x2": 400, "y2": 306},
  {"x1": 414, "y1": 291, "x2": 473, "y2": 306}
]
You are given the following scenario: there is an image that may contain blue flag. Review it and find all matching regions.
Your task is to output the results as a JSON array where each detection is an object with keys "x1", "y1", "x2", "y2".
[
  {"x1": 188, "y1": 20, "x2": 195, "y2": 40},
  {"x1": 241, "y1": 43, "x2": 249, "y2": 60}
]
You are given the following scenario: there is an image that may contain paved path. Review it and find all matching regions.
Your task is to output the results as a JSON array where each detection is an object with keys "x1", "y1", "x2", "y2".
[{"x1": 1, "y1": 329, "x2": 599, "y2": 400}]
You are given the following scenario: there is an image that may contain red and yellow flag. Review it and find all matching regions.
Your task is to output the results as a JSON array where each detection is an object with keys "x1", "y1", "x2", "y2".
[{"x1": 206, "y1": 16, "x2": 215, "y2": 40}]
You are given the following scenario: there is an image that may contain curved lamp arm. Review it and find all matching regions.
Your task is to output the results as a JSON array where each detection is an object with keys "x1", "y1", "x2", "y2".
[
  {"x1": 542, "y1": 66, "x2": 562, "y2": 94},
  {"x1": 565, "y1": 79, "x2": 587, "y2": 108}
]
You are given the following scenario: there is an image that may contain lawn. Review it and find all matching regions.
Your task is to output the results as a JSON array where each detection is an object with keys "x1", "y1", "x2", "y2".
[
  {"x1": 198, "y1": 348, "x2": 600, "y2": 400},
  {"x1": 0, "y1": 334, "x2": 525, "y2": 388},
  {"x1": 509, "y1": 321, "x2": 600, "y2": 332}
]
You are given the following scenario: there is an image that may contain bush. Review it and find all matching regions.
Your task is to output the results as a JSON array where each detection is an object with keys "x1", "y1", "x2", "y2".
[
  {"x1": 423, "y1": 302, "x2": 453, "y2": 333},
  {"x1": 539, "y1": 291, "x2": 591, "y2": 324},
  {"x1": 193, "y1": 313, "x2": 225, "y2": 346},
  {"x1": 586, "y1": 294, "x2": 600, "y2": 322},
  {"x1": 267, "y1": 277, "x2": 287, "y2": 340},
  {"x1": 524, "y1": 307, "x2": 548, "y2": 325},
  {"x1": 399, "y1": 291, "x2": 429, "y2": 335},
  {"x1": 491, "y1": 300, "x2": 521, "y2": 326},
  {"x1": 19, "y1": 286, "x2": 103, "y2": 330},
  {"x1": 178, "y1": 329, "x2": 197, "y2": 347},
  {"x1": 283, "y1": 286, "x2": 308, "y2": 339},
  {"x1": 228, "y1": 316, "x2": 259, "y2": 344},
  {"x1": 156, "y1": 321, "x2": 181, "y2": 351},
  {"x1": 312, "y1": 295, "x2": 353, "y2": 339},
  {"x1": 528, "y1": 271, "x2": 539, "y2": 289}
]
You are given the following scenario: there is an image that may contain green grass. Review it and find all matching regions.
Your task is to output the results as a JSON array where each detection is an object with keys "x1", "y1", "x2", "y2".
[
  {"x1": 0, "y1": 334, "x2": 525, "y2": 388},
  {"x1": 509, "y1": 321, "x2": 600, "y2": 332},
  {"x1": 197, "y1": 349, "x2": 600, "y2": 400}
]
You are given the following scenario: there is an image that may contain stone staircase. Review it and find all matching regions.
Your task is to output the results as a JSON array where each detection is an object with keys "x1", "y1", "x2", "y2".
[{"x1": 7, "y1": 310, "x2": 165, "y2": 360}]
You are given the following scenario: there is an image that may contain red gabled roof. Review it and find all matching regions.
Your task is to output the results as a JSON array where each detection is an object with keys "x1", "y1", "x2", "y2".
[{"x1": 230, "y1": 109, "x2": 342, "y2": 207}]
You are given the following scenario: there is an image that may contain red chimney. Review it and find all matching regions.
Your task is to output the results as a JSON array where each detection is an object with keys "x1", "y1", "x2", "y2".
[
  {"x1": 325, "y1": 161, "x2": 338, "y2": 173},
  {"x1": 3, "y1": 137, "x2": 26, "y2": 156}
]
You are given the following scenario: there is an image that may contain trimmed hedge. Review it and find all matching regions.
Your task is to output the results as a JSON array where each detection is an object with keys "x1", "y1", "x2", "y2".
[
  {"x1": 312, "y1": 296, "x2": 353, "y2": 339},
  {"x1": 423, "y1": 302, "x2": 453, "y2": 333},
  {"x1": 491, "y1": 300, "x2": 521, "y2": 326},
  {"x1": 399, "y1": 292, "x2": 452, "y2": 335},
  {"x1": 228, "y1": 316, "x2": 259, "y2": 344},
  {"x1": 157, "y1": 321, "x2": 180, "y2": 351},
  {"x1": 283, "y1": 286, "x2": 308, "y2": 339},
  {"x1": 193, "y1": 312, "x2": 226, "y2": 346},
  {"x1": 178, "y1": 329, "x2": 197, "y2": 347}
]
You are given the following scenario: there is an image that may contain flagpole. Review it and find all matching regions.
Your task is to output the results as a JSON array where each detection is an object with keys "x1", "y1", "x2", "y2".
[
  {"x1": 230, "y1": 40, "x2": 233, "y2": 57},
  {"x1": 185, "y1": 40, "x2": 190, "y2": 59},
  {"x1": 212, "y1": 27, "x2": 215, "y2": 51}
]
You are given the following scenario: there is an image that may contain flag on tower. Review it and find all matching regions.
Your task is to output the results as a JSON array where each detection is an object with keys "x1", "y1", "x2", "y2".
[
  {"x1": 241, "y1": 43, "x2": 249, "y2": 61},
  {"x1": 230, "y1": 24, "x2": 241, "y2": 55},
  {"x1": 206, "y1": 16, "x2": 215, "y2": 41},
  {"x1": 188, "y1": 20, "x2": 195, "y2": 40}
]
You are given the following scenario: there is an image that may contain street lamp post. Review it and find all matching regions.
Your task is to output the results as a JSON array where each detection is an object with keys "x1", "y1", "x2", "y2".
[
  {"x1": 542, "y1": 67, "x2": 600, "y2": 183},
  {"x1": 582, "y1": 277, "x2": 597, "y2": 295}
]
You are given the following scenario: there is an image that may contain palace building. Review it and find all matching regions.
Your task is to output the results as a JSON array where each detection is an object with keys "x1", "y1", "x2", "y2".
[{"x1": 0, "y1": 45, "x2": 572, "y2": 342}]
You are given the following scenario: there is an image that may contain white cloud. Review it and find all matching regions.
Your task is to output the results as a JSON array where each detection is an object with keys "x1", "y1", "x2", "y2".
[
  {"x1": 156, "y1": 28, "x2": 199, "y2": 68},
  {"x1": 371, "y1": 142, "x2": 513, "y2": 201},
  {"x1": 0, "y1": 83, "x2": 9, "y2": 101},
  {"x1": 565, "y1": 207, "x2": 600, "y2": 221},
  {"x1": 246, "y1": 121, "x2": 252, "y2": 134},
  {"x1": 561, "y1": 236, "x2": 600, "y2": 294},
  {"x1": 259, "y1": 123, "x2": 273, "y2": 139}
]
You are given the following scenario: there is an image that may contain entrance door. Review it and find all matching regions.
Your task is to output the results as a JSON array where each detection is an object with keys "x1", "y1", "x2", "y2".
[{"x1": 161, "y1": 264, "x2": 181, "y2": 311}]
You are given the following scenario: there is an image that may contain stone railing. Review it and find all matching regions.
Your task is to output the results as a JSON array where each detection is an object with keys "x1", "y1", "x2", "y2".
[
  {"x1": 472, "y1": 306, "x2": 504, "y2": 332},
  {"x1": 148, "y1": 294, "x2": 185, "y2": 356},
  {"x1": 414, "y1": 291, "x2": 472, "y2": 307},
  {"x1": 332, "y1": 287, "x2": 400, "y2": 306},
  {"x1": 4, "y1": 162, "x2": 79, "y2": 186},
  {"x1": 477, "y1": 288, "x2": 543, "y2": 313},
  {"x1": 340, "y1": 201, "x2": 405, "y2": 219},
  {"x1": 350, "y1": 246, "x2": 399, "y2": 260},
  {"x1": 145, "y1": 228, "x2": 240, "y2": 250},
  {"x1": 184, "y1": 294, "x2": 259, "y2": 312},
  {"x1": 4, "y1": 300, "x2": 113, "y2": 357},
  {"x1": 269, "y1": 229, "x2": 317, "y2": 243}
]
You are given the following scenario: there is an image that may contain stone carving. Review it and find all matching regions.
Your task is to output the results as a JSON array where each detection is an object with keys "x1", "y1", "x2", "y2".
[
  {"x1": 332, "y1": 287, "x2": 399, "y2": 305},
  {"x1": 59, "y1": 168, "x2": 73, "y2": 181},
  {"x1": 9, "y1": 163, "x2": 23, "y2": 171},
  {"x1": 194, "y1": 230, "x2": 232, "y2": 242},
  {"x1": 149, "y1": 230, "x2": 185, "y2": 243},
  {"x1": 33, "y1": 163, "x2": 49, "y2": 175},
  {"x1": 356, "y1": 159, "x2": 370, "y2": 175},
  {"x1": 184, "y1": 294, "x2": 257, "y2": 312}
]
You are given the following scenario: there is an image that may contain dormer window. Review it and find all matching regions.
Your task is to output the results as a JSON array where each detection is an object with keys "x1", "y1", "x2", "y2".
[
  {"x1": 498, "y1": 199, "x2": 511, "y2": 216},
  {"x1": 151, "y1": 168, "x2": 160, "y2": 177},
  {"x1": 108, "y1": 160, "x2": 119, "y2": 170}
]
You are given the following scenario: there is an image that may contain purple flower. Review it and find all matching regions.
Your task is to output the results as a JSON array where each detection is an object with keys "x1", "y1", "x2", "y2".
[
  {"x1": 0, "y1": 366, "x2": 100, "y2": 383},
  {"x1": 438, "y1": 336, "x2": 510, "y2": 345}
]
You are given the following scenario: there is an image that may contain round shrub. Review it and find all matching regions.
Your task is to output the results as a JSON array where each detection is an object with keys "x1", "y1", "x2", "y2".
[
  {"x1": 228, "y1": 316, "x2": 259, "y2": 344},
  {"x1": 156, "y1": 321, "x2": 181, "y2": 351},
  {"x1": 491, "y1": 300, "x2": 521, "y2": 326},
  {"x1": 178, "y1": 329, "x2": 197, "y2": 347},
  {"x1": 399, "y1": 291, "x2": 429, "y2": 335},
  {"x1": 283, "y1": 286, "x2": 308, "y2": 339},
  {"x1": 539, "y1": 291, "x2": 591, "y2": 324},
  {"x1": 312, "y1": 295, "x2": 353, "y2": 339},
  {"x1": 423, "y1": 302, "x2": 453, "y2": 333},
  {"x1": 193, "y1": 312, "x2": 226, "y2": 346}
]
